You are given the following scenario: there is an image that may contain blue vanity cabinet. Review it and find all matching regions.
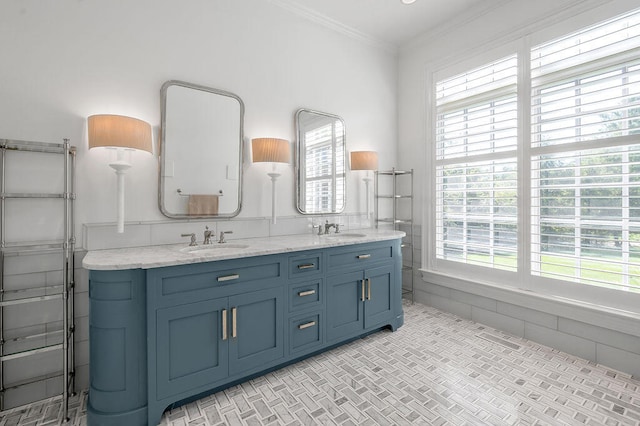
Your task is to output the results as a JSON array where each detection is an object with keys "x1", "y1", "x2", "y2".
[
  {"x1": 150, "y1": 286, "x2": 285, "y2": 425},
  {"x1": 326, "y1": 241, "x2": 399, "y2": 343},
  {"x1": 362, "y1": 265, "x2": 395, "y2": 327},
  {"x1": 227, "y1": 287, "x2": 284, "y2": 376},
  {"x1": 87, "y1": 237, "x2": 403, "y2": 426},
  {"x1": 326, "y1": 264, "x2": 395, "y2": 342},
  {"x1": 155, "y1": 297, "x2": 229, "y2": 400},
  {"x1": 146, "y1": 257, "x2": 285, "y2": 426},
  {"x1": 88, "y1": 269, "x2": 148, "y2": 426}
]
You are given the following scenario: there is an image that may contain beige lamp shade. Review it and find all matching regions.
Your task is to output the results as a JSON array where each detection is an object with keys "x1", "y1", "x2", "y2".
[
  {"x1": 252, "y1": 138, "x2": 290, "y2": 163},
  {"x1": 350, "y1": 151, "x2": 378, "y2": 171},
  {"x1": 88, "y1": 114, "x2": 153, "y2": 153}
]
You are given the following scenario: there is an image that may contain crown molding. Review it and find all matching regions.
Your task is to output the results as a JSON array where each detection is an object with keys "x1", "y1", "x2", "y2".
[
  {"x1": 402, "y1": 0, "x2": 514, "y2": 53},
  {"x1": 403, "y1": 0, "x2": 601, "y2": 55},
  {"x1": 266, "y1": 0, "x2": 398, "y2": 55}
]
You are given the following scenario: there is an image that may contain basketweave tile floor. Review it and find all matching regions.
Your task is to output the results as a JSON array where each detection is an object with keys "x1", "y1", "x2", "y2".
[{"x1": 2, "y1": 301, "x2": 640, "y2": 426}]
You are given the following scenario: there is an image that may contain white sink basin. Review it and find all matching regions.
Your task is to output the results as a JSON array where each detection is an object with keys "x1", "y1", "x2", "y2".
[
  {"x1": 326, "y1": 233, "x2": 366, "y2": 238},
  {"x1": 179, "y1": 244, "x2": 249, "y2": 254}
]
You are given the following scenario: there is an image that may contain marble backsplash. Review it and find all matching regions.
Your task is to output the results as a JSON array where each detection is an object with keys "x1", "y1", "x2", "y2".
[{"x1": 82, "y1": 213, "x2": 384, "y2": 251}]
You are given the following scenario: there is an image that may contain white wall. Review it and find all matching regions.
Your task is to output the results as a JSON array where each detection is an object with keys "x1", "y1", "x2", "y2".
[{"x1": 0, "y1": 0, "x2": 398, "y2": 246}]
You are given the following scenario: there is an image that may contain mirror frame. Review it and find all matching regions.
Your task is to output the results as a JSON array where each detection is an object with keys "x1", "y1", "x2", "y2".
[
  {"x1": 295, "y1": 108, "x2": 346, "y2": 215},
  {"x1": 159, "y1": 80, "x2": 244, "y2": 219}
]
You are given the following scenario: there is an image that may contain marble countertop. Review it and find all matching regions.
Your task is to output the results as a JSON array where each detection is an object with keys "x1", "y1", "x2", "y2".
[{"x1": 82, "y1": 229, "x2": 406, "y2": 270}]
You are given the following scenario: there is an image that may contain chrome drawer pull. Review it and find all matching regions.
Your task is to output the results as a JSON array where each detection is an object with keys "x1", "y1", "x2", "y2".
[
  {"x1": 298, "y1": 289, "x2": 316, "y2": 297},
  {"x1": 298, "y1": 321, "x2": 316, "y2": 330},
  {"x1": 297, "y1": 263, "x2": 315, "y2": 270},
  {"x1": 367, "y1": 278, "x2": 371, "y2": 301},
  {"x1": 222, "y1": 309, "x2": 228, "y2": 340},
  {"x1": 357, "y1": 254, "x2": 371, "y2": 259},
  {"x1": 361, "y1": 279, "x2": 365, "y2": 301},
  {"x1": 217, "y1": 274, "x2": 240, "y2": 282}
]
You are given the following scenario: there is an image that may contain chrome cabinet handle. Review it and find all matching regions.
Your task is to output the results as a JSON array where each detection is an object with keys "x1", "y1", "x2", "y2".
[
  {"x1": 357, "y1": 254, "x2": 371, "y2": 259},
  {"x1": 222, "y1": 309, "x2": 228, "y2": 340},
  {"x1": 361, "y1": 279, "x2": 365, "y2": 301},
  {"x1": 298, "y1": 321, "x2": 316, "y2": 330},
  {"x1": 231, "y1": 307, "x2": 237, "y2": 338},
  {"x1": 297, "y1": 263, "x2": 315, "y2": 270},
  {"x1": 367, "y1": 278, "x2": 371, "y2": 300},
  {"x1": 218, "y1": 274, "x2": 240, "y2": 282},
  {"x1": 298, "y1": 289, "x2": 316, "y2": 297}
]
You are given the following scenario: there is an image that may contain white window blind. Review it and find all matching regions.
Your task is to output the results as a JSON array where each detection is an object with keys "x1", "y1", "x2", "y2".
[
  {"x1": 531, "y1": 9, "x2": 640, "y2": 291},
  {"x1": 303, "y1": 122, "x2": 345, "y2": 213},
  {"x1": 435, "y1": 55, "x2": 519, "y2": 271}
]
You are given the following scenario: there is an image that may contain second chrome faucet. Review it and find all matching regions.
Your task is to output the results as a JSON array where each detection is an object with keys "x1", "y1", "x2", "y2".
[
  {"x1": 182, "y1": 226, "x2": 232, "y2": 246},
  {"x1": 321, "y1": 219, "x2": 340, "y2": 235}
]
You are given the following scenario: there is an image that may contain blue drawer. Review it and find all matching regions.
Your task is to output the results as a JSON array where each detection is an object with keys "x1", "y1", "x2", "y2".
[
  {"x1": 289, "y1": 312, "x2": 323, "y2": 354},
  {"x1": 289, "y1": 280, "x2": 322, "y2": 312},
  {"x1": 327, "y1": 242, "x2": 393, "y2": 271},
  {"x1": 148, "y1": 256, "x2": 284, "y2": 305},
  {"x1": 288, "y1": 252, "x2": 322, "y2": 279}
]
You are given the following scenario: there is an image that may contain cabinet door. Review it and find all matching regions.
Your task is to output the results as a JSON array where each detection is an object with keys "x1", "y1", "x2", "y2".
[
  {"x1": 228, "y1": 287, "x2": 284, "y2": 376},
  {"x1": 156, "y1": 298, "x2": 229, "y2": 400},
  {"x1": 364, "y1": 265, "x2": 395, "y2": 329},
  {"x1": 326, "y1": 270, "x2": 364, "y2": 342}
]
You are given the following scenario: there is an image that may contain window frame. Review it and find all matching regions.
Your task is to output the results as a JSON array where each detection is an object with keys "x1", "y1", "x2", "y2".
[{"x1": 425, "y1": 7, "x2": 640, "y2": 313}]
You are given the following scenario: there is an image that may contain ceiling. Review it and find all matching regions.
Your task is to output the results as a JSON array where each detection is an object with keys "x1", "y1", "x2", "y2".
[{"x1": 269, "y1": 0, "x2": 506, "y2": 48}]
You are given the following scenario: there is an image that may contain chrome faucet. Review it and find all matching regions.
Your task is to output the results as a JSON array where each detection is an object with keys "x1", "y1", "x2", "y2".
[
  {"x1": 324, "y1": 220, "x2": 336, "y2": 234},
  {"x1": 203, "y1": 226, "x2": 213, "y2": 245},
  {"x1": 219, "y1": 230, "x2": 233, "y2": 243},
  {"x1": 181, "y1": 233, "x2": 197, "y2": 246}
]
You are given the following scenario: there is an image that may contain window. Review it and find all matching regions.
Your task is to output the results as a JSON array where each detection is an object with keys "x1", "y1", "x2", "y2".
[
  {"x1": 432, "y1": 8, "x2": 640, "y2": 298},
  {"x1": 435, "y1": 56, "x2": 519, "y2": 271},
  {"x1": 531, "y1": 9, "x2": 640, "y2": 292}
]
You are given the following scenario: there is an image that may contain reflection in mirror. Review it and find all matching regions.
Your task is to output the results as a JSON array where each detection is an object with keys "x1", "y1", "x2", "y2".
[
  {"x1": 295, "y1": 109, "x2": 346, "y2": 214},
  {"x1": 159, "y1": 81, "x2": 244, "y2": 218}
]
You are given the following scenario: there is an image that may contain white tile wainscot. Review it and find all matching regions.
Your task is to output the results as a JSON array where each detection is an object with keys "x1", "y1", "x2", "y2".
[{"x1": 419, "y1": 269, "x2": 640, "y2": 379}]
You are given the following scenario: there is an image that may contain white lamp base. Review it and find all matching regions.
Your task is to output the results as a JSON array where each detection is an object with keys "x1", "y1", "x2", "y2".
[
  {"x1": 109, "y1": 159, "x2": 132, "y2": 233},
  {"x1": 363, "y1": 177, "x2": 372, "y2": 222},
  {"x1": 267, "y1": 172, "x2": 281, "y2": 225}
]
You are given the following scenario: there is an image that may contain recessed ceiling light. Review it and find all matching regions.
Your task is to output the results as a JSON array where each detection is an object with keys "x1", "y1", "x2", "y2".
[{"x1": 401, "y1": 0, "x2": 416, "y2": 4}]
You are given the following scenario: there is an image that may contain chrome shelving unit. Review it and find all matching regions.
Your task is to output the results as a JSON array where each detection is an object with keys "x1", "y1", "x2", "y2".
[
  {"x1": 0, "y1": 139, "x2": 75, "y2": 420},
  {"x1": 374, "y1": 168, "x2": 414, "y2": 302}
]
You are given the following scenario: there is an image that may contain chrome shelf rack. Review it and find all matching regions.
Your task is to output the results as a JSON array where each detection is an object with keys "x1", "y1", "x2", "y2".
[
  {"x1": 0, "y1": 139, "x2": 75, "y2": 420},
  {"x1": 374, "y1": 168, "x2": 414, "y2": 302}
]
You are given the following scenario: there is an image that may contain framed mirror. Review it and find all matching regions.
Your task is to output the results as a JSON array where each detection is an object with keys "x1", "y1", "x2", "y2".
[
  {"x1": 295, "y1": 109, "x2": 346, "y2": 214},
  {"x1": 159, "y1": 80, "x2": 244, "y2": 218}
]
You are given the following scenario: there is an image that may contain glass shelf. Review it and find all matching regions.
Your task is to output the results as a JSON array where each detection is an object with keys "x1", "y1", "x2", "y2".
[
  {"x1": 377, "y1": 218, "x2": 412, "y2": 224},
  {"x1": 1, "y1": 241, "x2": 66, "y2": 255},
  {"x1": 376, "y1": 194, "x2": 413, "y2": 199},
  {"x1": 377, "y1": 169, "x2": 412, "y2": 175},
  {"x1": 1, "y1": 285, "x2": 64, "y2": 307}
]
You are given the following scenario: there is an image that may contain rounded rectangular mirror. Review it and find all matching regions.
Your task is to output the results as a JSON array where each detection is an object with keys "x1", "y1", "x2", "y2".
[
  {"x1": 159, "y1": 80, "x2": 244, "y2": 218},
  {"x1": 295, "y1": 109, "x2": 346, "y2": 214}
]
